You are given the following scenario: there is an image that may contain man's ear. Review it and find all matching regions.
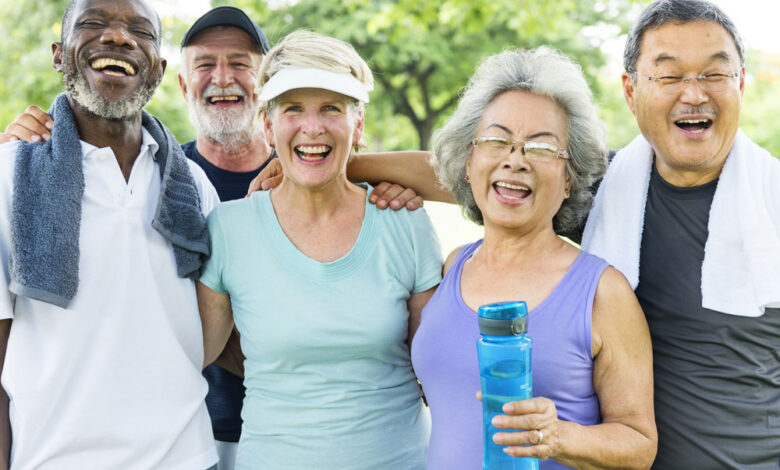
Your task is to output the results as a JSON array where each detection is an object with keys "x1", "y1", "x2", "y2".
[
  {"x1": 160, "y1": 58, "x2": 167, "y2": 77},
  {"x1": 52, "y1": 42, "x2": 63, "y2": 72},
  {"x1": 178, "y1": 73, "x2": 188, "y2": 98},
  {"x1": 621, "y1": 72, "x2": 637, "y2": 116}
]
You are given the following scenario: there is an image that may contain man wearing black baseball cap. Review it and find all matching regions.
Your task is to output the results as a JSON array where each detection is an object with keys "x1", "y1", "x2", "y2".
[{"x1": 178, "y1": 7, "x2": 273, "y2": 470}]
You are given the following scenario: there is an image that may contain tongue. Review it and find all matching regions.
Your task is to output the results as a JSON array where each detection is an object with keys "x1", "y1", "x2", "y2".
[{"x1": 495, "y1": 185, "x2": 530, "y2": 199}]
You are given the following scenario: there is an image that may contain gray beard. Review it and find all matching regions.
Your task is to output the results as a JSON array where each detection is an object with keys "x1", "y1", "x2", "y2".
[
  {"x1": 187, "y1": 91, "x2": 261, "y2": 153},
  {"x1": 62, "y1": 54, "x2": 159, "y2": 121}
]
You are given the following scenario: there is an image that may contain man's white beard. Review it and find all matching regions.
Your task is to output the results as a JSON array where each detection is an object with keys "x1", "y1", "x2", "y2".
[{"x1": 187, "y1": 84, "x2": 261, "y2": 153}]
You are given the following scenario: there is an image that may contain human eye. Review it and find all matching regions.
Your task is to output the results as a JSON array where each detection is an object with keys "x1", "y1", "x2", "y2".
[
  {"x1": 701, "y1": 72, "x2": 730, "y2": 82},
  {"x1": 656, "y1": 75, "x2": 683, "y2": 85},
  {"x1": 523, "y1": 142, "x2": 559, "y2": 160},
  {"x1": 76, "y1": 19, "x2": 105, "y2": 28},
  {"x1": 133, "y1": 28, "x2": 156, "y2": 39},
  {"x1": 322, "y1": 104, "x2": 343, "y2": 113},
  {"x1": 283, "y1": 104, "x2": 303, "y2": 113},
  {"x1": 476, "y1": 137, "x2": 511, "y2": 154}
]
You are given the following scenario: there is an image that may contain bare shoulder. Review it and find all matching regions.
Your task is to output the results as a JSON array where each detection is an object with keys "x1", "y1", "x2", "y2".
[
  {"x1": 443, "y1": 244, "x2": 466, "y2": 276},
  {"x1": 592, "y1": 265, "x2": 649, "y2": 352},
  {"x1": 594, "y1": 266, "x2": 637, "y2": 309}
]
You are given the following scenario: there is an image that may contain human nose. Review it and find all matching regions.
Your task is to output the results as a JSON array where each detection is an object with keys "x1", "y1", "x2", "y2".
[
  {"x1": 211, "y1": 60, "x2": 234, "y2": 88},
  {"x1": 503, "y1": 143, "x2": 531, "y2": 171},
  {"x1": 99, "y1": 24, "x2": 137, "y2": 49},
  {"x1": 678, "y1": 76, "x2": 709, "y2": 105},
  {"x1": 300, "y1": 110, "x2": 324, "y2": 136}
]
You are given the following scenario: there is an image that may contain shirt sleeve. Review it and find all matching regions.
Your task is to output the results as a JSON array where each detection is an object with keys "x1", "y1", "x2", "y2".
[
  {"x1": 187, "y1": 159, "x2": 220, "y2": 216},
  {"x1": 407, "y1": 207, "x2": 443, "y2": 293},
  {"x1": 0, "y1": 142, "x2": 19, "y2": 319},
  {"x1": 199, "y1": 207, "x2": 229, "y2": 294}
]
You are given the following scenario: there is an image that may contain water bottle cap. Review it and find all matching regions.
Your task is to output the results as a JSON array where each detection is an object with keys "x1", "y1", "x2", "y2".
[{"x1": 477, "y1": 301, "x2": 528, "y2": 336}]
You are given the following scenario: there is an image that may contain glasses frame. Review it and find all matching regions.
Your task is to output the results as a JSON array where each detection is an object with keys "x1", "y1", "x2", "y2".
[
  {"x1": 470, "y1": 136, "x2": 569, "y2": 161},
  {"x1": 631, "y1": 69, "x2": 741, "y2": 93}
]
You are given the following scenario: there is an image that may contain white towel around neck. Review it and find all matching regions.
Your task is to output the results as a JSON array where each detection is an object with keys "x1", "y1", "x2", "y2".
[{"x1": 582, "y1": 130, "x2": 780, "y2": 317}]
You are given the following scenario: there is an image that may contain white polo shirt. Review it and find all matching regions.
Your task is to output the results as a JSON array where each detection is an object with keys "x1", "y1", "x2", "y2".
[{"x1": 0, "y1": 129, "x2": 219, "y2": 470}]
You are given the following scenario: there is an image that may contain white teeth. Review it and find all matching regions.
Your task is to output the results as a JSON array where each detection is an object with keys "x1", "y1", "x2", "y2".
[
  {"x1": 296, "y1": 145, "x2": 330, "y2": 154},
  {"x1": 677, "y1": 119, "x2": 709, "y2": 124},
  {"x1": 90, "y1": 58, "x2": 135, "y2": 75},
  {"x1": 208, "y1": 95, "x2": 240, "y2": 103},
  {"x1": 495, "y1": 181, "x2": 530, "y2": 191}
]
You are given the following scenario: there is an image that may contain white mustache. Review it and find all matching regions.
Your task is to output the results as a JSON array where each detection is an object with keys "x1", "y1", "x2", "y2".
[{"x1": 671, "y1": 106, "x2": 717, "y2": 118}]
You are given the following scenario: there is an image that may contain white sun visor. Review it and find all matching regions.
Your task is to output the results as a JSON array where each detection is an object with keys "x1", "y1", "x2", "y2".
[{"x1": 258, "y1": 67, "x2": 370, "y2": 103}]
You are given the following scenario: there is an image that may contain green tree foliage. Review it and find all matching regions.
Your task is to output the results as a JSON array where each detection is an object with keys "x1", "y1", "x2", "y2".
[
  {"x1": 0, "y1": 0, "x2": 777, "y2": 159},
  {"x1": 253, "y1": 0, "x2": 643, "y2": 150},
  {"x1": 0, "y1": 0, "x2": 65, "y2": 128},
  {"x1": 741, "y1": 52, "x2": 780, "y2": 157}
]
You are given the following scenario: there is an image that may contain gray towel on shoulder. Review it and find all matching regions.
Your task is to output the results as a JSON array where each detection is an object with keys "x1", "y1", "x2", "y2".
[{"x1": 10, "y1": 93, "x2": 209, "y2": 309}]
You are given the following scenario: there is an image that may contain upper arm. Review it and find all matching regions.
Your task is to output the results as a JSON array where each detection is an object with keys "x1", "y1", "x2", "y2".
[
  {"x1": 591, "y1": 266, "x2": 656, "y2": 439},
  {"x1": 407, "y1": 285, "x2": 437, "y2": 345},
  {"x1": 196, "y1": 281, "x2": 234, "y2": 366}
]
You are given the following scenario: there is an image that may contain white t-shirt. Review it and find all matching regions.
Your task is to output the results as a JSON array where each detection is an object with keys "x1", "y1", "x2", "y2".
[{"x1": 0, "y1": 129, "x2": 219, "y2": 470}]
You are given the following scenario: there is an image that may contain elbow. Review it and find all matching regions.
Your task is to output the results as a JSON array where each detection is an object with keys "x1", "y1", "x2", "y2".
[{"x1": 628, "y1": 431, "x2": 657, "y2": 470}]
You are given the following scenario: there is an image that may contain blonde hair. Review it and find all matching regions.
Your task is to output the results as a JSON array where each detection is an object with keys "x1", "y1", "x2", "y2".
[{"x1": 259, "y1": 30, "x2": 373, "y2": 113}]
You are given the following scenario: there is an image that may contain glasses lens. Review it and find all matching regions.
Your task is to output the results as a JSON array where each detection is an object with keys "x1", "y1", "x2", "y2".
[
  {"x1": 657, "y1": 73, "x2": 737, "y2": 95},
  {"x1": 523, "y1": 142, "x2": 558, "y2": 161},
  {"x1": 476, "y1": 138, "x2": 512, "y2": 157}
]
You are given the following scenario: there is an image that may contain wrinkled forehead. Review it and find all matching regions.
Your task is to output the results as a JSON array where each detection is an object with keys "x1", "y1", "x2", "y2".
[
  {"x1": 638, "y1": 21, "x2": 740, "y2": 69},
  {"x1": 182, "y1": 26, "x2": 263, "y2": 63},
  {"x1": 71, "y1": 0, "x2": 160, "y2": 34}
]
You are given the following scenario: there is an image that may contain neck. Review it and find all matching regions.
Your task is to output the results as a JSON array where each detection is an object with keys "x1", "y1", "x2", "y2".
[
  {"x1": 195, "y1": 135, "x2": 271, "y2": 172},
  {"x1": 271, "y1": 176, "x2": 363, "y2": 222},
  {"x1": 478, "y1": 222, "x2": 568, "y2": 269},
  {"x1": 68, "y1": 96, "x2": 142, "y2": 181}
]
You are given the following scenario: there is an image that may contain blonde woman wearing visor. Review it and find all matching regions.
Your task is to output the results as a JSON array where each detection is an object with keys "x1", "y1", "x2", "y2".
[{"x1": 195, "y1": 30, "x2": 441, "y2": 470}]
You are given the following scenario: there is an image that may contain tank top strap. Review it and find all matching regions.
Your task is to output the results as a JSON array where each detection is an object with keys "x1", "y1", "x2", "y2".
[
  {"x1": 446, "y1": 240, "x2": 482, "y2": 278},
  {"x1": 560, "y1": 251, "x2": 609, "y2": 298}
]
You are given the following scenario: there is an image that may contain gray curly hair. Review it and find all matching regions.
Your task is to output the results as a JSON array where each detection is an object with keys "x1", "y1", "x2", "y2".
[{"x1": 431, "y1": 47, "x2": 607, "y2": 233}]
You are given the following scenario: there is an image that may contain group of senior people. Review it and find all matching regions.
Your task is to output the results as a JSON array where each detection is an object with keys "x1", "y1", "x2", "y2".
[
  {"x1": 3, "y1": 0, "x2": 779, "y2": 469},
  {"x1": 196, "y1": 32, "x2": 655, "y2": 469}
]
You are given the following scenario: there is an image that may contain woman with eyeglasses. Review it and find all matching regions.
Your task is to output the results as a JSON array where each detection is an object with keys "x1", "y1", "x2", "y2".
[{"x1": 411, "y1": 48, "x2": 657, "y2": 469}]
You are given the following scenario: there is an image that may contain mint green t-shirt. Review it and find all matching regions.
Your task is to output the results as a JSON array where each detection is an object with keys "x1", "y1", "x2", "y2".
[{"x1": 200, "y1": 185, "x2": 442, "y2": 470}]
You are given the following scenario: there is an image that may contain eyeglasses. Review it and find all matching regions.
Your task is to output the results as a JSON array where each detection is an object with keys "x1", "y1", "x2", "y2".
[
  {"x1": 470, "y1": 136, "x2": 569, "y2": 162},
  {"x1": 632, "y1": 69, "x2": 741, "y2": 95}
]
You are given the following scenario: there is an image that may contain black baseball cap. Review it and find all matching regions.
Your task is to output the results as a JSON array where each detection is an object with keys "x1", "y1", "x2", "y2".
[{"x1": 180, "y1": 6, "x2": 270, "y2": 54}]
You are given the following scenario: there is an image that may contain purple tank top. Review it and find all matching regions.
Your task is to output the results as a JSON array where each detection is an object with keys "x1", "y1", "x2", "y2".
[{"x1": 411, "y1": 240, "x2": 608, "y2": 470}]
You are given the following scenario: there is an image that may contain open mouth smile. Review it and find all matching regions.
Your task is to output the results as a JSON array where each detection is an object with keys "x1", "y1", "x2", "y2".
[
  {"x1": 295, "y1": 145, "x2": 332, "y2": 163},
  {"x1": 90, "y1": 57, "x2": 136, "y2": 77},
  {"x1": 675, "y1": 118, "x2": 713, "y2": 134},
  {"x1": 493, "y1": 181, "x2": 532, "y2": 202},
  {"x1": 206, "y1": 95, "x2": 243, "y2": 105}
]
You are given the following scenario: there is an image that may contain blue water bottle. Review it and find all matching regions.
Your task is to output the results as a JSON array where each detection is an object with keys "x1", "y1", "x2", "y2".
[{"x1": 476, "y1": 301, "x2": 538, "y2": 470}]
